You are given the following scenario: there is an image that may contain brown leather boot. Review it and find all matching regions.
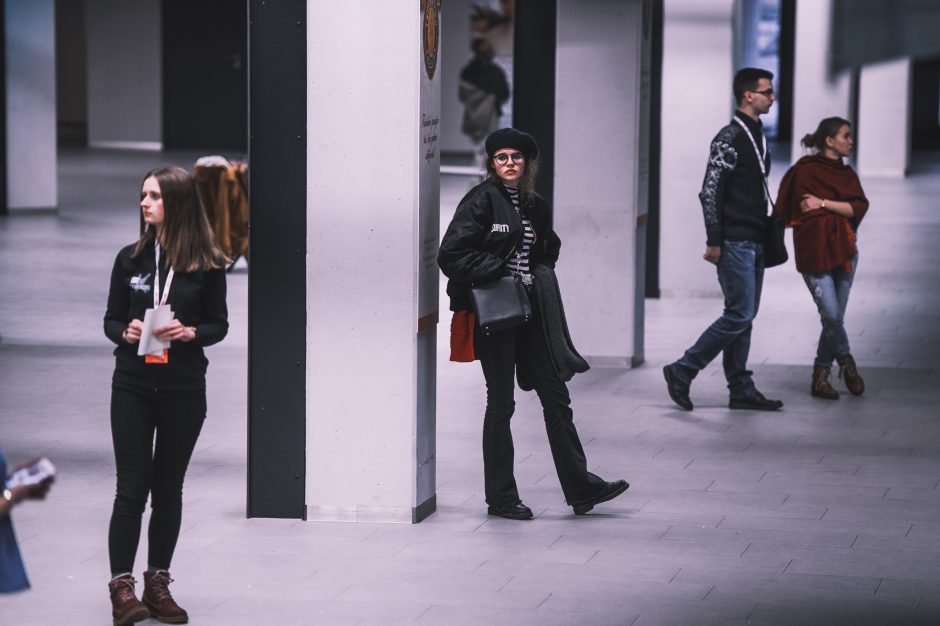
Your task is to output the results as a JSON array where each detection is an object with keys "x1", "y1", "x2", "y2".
[
  {"x1": 839, "y1": 355, "x2": 865, "y2": 396},
  {"x1": 108, "y1": 575, "x2": 149, "y2": 626},
  {"x1": 811, "y1": 365, "x2": 839, "y2": 400},
  {"x1": 143, "y1": 570, "x2": 189, "y2": 624}
]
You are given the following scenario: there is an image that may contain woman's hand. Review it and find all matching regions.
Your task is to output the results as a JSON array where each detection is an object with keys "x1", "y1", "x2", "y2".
[
  {"x1": 153, "y1": 319, "x2": 197, "y2": 343},
  {"x1": 123, "y1": 319, "x2": 144, "y2": 344},
  {"x1": 799, "y1": 194, "x2": 824, "y2": 214}
]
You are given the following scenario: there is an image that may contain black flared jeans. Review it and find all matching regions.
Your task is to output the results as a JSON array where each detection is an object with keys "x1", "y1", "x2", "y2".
[{"x1": 474, "y1": 293, "x2": 604, "y2": 507}]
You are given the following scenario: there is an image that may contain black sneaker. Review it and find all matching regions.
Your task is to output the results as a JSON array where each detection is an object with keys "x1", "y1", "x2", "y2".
[
  {"x1": 729, "y1": 390, "x2": 783, "y2": 411},
  {"x1": 663, "y1": 365, "x2": 693, "y2": 411}
]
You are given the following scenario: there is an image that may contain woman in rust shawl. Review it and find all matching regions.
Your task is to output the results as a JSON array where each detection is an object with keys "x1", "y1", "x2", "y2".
[{"x1": 774, "y1": 117, "x2": 869, "y2": 400}]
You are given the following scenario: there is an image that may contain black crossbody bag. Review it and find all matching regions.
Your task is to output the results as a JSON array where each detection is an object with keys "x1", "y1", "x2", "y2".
[
  {"x1": 762, "y1": 176, "x2": 789, "y2": 268},
  {"x1": 470, "y1": 274, "x2": 531, "y2": 336}
]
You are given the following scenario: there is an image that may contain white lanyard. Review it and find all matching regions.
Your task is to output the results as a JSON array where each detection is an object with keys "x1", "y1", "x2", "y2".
[
  {"x1": 153, "y1": 241, "x2": 175, "y2": 308},
  {"x1": 733, "y1": 115, "x2": 768, "y2": 177},
  {"x1": 733, "y1": 115, "x2": 774, "y2": 208}
]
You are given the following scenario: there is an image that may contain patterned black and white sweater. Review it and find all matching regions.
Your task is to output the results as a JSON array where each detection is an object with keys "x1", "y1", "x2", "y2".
[{"x1": 698, "y1": 110, "x2": 771, "y2": 247}]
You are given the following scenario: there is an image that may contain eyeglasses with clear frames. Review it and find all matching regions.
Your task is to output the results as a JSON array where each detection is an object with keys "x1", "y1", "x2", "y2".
[{"x1": 493, "y1": 152, "x2": 525, "y2": 165}]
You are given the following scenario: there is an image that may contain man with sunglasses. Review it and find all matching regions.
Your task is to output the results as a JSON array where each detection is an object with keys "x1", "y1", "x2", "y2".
[{"x1": 663, "y1": 67, "x2": 784, "y2": 412}]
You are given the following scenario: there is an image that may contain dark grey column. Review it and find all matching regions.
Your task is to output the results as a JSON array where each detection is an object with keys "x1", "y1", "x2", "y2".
[
  {"x1": 646, "y1": 0, "x2": 663, "y2": 298},
  {"x1": 247, "y1": 0, "x2": 306, "y2": 519},
  {"x1": 162, "y1": 0, "x2": 247, "y2": 151},
  {"x1": 512, "y1": 0, "x2": 556, "y2": 205}
]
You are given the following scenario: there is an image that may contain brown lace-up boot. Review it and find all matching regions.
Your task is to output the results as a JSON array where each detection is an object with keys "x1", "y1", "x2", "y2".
[
  {"x1": 143, "y1": 570, "x2": 189, "y2": 624},
  {"x1": 839, "y1": 355, "x2": 865, "y2": 396},
  {"x1": 811, "y1": 365, "x2": 839, "y2": 400},
  {"x1": 108, "y1": 575, "x2": 149, "y2": 626}
]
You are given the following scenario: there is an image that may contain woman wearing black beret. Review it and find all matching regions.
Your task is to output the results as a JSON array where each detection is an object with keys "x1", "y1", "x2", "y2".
[{"x1": 439, "y1": 128, "x2": 628, "y2": 520}]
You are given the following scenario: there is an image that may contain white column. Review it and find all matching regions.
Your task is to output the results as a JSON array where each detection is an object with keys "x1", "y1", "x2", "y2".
[
  {"x1": 553, "y1": 0, "x2": 649, "y2": 367},
  {"x1": 306, "y1": 0, "x2": 440, "y2": 523},
  {"x1": 791, "y1": 0, "x2": 851, "y2": 165},
  {"x1": 659, "y1": 0, "x2": 734, "y2": 296},
  {"x1": 85, "y1": 0, "x2": 162, "y2": 150},
  {"x1": 857, "y1": 58, "x2": 912, "y2": 178},
  {"x1": 5, "y1": 0, "x2": 56, "y2": 210}
]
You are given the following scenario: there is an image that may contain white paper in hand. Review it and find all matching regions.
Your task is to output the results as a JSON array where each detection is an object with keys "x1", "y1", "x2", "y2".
[{"x1": 138, "y1": 305, "x2": 174, "y2": 356}]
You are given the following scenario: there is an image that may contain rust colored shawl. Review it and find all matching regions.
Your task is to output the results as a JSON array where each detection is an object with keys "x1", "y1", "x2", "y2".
[{"x1": 774, "y1": 155, "x2": 869, "y2": 273}]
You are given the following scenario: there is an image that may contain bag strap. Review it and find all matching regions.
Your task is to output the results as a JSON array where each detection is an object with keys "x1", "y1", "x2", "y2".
[{"x1": 733, "y1": 116, "x2": 776, "y2": 213}]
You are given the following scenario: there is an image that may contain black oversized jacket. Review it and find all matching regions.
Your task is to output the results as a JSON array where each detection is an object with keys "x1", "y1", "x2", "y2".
[
  {"x1": 104, "y1": 242, "x2": 228, "y2": 390},
  {"x1": 438, "y1": 179, "x2": 560, "y2": 312}
]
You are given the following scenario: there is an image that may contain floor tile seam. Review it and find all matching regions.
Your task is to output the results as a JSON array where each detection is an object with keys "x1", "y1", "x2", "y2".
[{"x1": 674, "y1": 568, "x2": 884, "y2": 587}]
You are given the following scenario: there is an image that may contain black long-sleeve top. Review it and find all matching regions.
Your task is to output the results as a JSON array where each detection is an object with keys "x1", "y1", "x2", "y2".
[
  {"x1": 104, "y1": 242, "x2": 228, "y2": 391},
  {"x1": 698, "y1": 111, "x2": 771, "y2": 246}
]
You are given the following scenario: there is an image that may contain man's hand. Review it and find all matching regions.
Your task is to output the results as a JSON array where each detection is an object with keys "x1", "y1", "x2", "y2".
[{"x1": 703, "y1": 245, "x2": 721, "y2": 265}]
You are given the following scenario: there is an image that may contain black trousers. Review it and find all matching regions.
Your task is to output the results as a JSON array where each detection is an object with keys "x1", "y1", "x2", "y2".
[
  {"x1": 474, "y1": 296, "x2": 605, "y2": 507},
  {"x1": 108, "y1": 384, "x2": 205, "y2": 575}
]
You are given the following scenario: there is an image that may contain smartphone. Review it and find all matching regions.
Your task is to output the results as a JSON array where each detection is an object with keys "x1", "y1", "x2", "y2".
[{"x1": 5, "y1": 457, "x2": 56, "y2": 488}]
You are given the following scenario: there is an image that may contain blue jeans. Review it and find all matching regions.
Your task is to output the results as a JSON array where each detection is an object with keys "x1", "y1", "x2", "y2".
[
  {"x1": 802, "y1": 254, "x2": 857, "y2": 367},
  {"x1": 672, "y1": 240, "x2": 764, "y2": 395}
]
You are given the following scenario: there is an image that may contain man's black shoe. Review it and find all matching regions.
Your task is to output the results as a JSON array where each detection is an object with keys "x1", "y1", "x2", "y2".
[
  {"x1": 487, "y1": 502, "x2": 534, "y2": 520},
  {"x1": 663, "y1": 365, "x2": 693, "y2": 411},
  {"x1": 571, "y1": 480, "x2": 630, "y2": 515},
  {"x1": 729, "y1": 390, "x2": 783, "y2": 411}
]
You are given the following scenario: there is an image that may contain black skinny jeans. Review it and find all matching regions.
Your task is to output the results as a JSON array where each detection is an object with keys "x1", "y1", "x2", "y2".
[
  {"x1": 108, "y1": 384, "x2": 205, "y2": 576},
  {"x1": 474, "y1": 294, "x2": 605, "y2": 507}
]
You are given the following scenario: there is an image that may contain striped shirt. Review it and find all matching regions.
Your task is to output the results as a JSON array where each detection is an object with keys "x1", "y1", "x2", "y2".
[{"x1": 505, "y1": 186, "x2": 534, "y2": 285}]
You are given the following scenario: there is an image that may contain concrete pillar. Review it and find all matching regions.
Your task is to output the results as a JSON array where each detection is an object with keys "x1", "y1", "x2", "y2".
[
  {"x1": 791, "y1": 0, "x2": 851, "y2": 165},
  {"x1": 5, "y1": 0, "x2": 56, "y2": 210},
  {"x1": 857, "y1": 58, "x2": 911, "y2": 178},
  {"x1": 553, "y1": 0, "x2": 650, "y2": 366},
  {"x1": 659, "y1": 0, "x2": 734, "y2": 296},
  {"x1": 306, "y1": 0, "x2": 440, "y2": 523},
  {"x1": 85, "y1": 0, "x2": 161, "y2": 150}
]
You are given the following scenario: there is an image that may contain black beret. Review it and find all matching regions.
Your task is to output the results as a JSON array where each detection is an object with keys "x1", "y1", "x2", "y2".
[{"x1": 484, "y1": 128, "x2": 539, "y2": 159}]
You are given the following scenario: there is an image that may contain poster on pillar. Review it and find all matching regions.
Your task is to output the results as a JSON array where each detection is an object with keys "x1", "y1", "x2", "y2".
[
  {"x1": 416, "y1": 0, "x2": 442, "y2": 521},
  {"x1": 419, "y1": 0, "x2": 442, "y2": 326}
]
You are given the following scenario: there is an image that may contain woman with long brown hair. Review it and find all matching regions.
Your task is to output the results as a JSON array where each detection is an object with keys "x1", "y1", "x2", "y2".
[
  {"x1": 775, "y1": 117, "x2": 869, "y2": 400},
  {"x1": 438, "y1": 128, "x2": 628, "y2": 520},
  {"x1": 103, "y1": 166, "x2": 229, "y2": 625}
]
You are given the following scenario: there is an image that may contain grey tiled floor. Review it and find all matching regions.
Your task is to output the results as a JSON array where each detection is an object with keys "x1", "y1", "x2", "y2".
[{"x1": 1, "y1": 148, "x2": 939, "y2": 625}]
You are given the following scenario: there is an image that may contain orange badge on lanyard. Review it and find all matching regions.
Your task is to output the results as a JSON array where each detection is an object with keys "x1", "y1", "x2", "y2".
[{"x1": 145, "y1": 349, "x2": 169, "y2": 364}]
